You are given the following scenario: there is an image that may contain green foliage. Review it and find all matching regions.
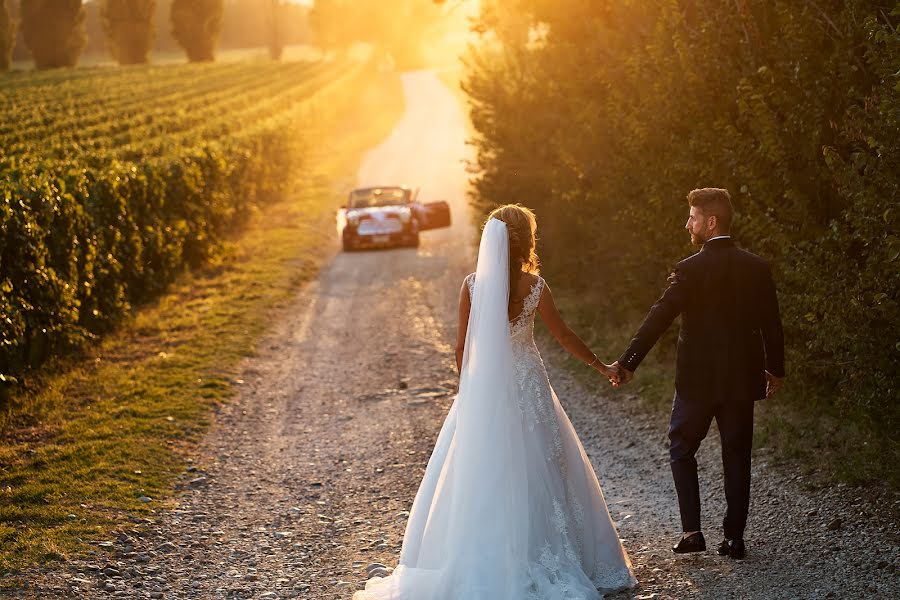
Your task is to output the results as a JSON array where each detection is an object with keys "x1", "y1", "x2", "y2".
[
  {"x1": 0, "y1": 0, "x2": 14, "y2": 71},
  {"x1": 100, "y1": 0, "x2": 157, "y2": 65},
  {"x1": 0, "y1": 59, "x2": 361, "y2": 385},
  {"x1": 170, "y1": 0, "x2": 223, "y2": 62},
  {"x1": 20, "y1": 0, "x2": 87, "y2": 69},
  {"x1": 465, "y1": 2, "x2": 900, "y2": 438}
]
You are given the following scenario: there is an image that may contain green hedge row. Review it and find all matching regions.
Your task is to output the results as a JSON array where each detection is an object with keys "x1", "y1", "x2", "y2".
[
  {"x1": 1, "y1": 135, "x2": 293, "y2": 379},
  {"x1": 465, "y1": 2, "x2": 899, "y2": 429},
  {"x1": 0, "y1": 62, "x2": 363, "y2": 383}
]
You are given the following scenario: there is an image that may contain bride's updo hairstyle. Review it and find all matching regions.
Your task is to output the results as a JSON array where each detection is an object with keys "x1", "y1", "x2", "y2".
[{"x1": 486, "y1": 204, "x2": 540, "y2": 306}]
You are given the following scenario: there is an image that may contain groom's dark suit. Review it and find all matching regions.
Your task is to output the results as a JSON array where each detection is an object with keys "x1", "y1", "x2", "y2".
[{"x1": 618, "y1": 237, "x2": 784, "y2": 539}]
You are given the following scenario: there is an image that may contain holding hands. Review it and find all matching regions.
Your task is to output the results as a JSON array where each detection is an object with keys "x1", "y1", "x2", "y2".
[
  {"x1": 588, "y1": 356, "x2": 634, "y2": 388},
  {"x1": 608, "y1": 361, "x2": 634, "y2": 387}
]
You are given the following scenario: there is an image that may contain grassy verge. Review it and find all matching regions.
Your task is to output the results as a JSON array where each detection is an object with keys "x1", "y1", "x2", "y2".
[
  {"x1": 0, "y1": 67, "x2": 405, "y2": 576},
  {"x1": 545, "y1": 283, "x2": 899, "y2": 493}
]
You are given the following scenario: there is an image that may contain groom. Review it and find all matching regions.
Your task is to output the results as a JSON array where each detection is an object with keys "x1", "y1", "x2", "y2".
[{"x1": 611, "y1": 188, "x2": 784, "y2": 559}]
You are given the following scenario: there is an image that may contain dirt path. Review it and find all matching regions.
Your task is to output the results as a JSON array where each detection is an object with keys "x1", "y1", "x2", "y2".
[{"x1": 21, "y1": 71, "x2": 899, "y2": 600}]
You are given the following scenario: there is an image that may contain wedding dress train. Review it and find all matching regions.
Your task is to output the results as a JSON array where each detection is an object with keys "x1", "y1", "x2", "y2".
[{"x1": 354, "y1": 220, "x2": 636, "y2": 599}]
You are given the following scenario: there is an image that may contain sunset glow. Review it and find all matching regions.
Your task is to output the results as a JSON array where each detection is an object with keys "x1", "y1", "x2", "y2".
[{"x1": 0, "y1": 1, "x2": 896, "y2": 597}]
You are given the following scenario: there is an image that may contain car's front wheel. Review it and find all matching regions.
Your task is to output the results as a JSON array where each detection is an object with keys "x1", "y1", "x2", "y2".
[{"x1": 342, "y1": 237, "x2": 355, "y2": 252}]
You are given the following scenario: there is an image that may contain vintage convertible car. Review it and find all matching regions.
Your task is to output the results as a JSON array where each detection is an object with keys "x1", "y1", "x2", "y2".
[{"x1": 338, "y1": 186, "x2": 451, "y2": 251}]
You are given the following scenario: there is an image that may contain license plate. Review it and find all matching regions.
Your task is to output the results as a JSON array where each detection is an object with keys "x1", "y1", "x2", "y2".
[{"x1": 372, "y1": 235, "x2": 390, "y2": 244}]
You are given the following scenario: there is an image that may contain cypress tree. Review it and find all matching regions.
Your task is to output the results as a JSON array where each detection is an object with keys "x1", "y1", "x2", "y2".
[
  {"x1": 0, "y1": 0, "x2": 15, "y2": 71},
  {"x1": 100, "y1": 0, "x2": 157, "y2": 65},
  {"x1": 170, "y1": 0, "x2": 223, "y2": 62},
  {"x1": 266, "y1": 0, "x2": 283, "y2": 61},
  {"x1": 21, "y1": 0, "x2": 88, "y2": 69}
]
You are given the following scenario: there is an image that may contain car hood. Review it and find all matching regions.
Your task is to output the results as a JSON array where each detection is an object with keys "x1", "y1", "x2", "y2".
[{"x1": 346, "y1": 205, "x2": 411, "y2": 219}]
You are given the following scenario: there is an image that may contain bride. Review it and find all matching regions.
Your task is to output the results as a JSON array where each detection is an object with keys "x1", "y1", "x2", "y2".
[{"x1": 355, "y1": 205, "x2": 637, "y2": 599}]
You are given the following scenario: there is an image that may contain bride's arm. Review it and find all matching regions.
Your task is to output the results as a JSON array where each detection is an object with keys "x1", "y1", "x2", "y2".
[
  {"x1": 455, "y1": 278, "x2": 471, "y2": 373},
  {"x1": 537, "y1": 282, "x2": 615, "y2": 378}
]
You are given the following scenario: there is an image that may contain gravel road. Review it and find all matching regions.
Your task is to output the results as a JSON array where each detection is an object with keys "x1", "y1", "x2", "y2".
[{"x1": 13, "y1": 72, "x2": 899, "y2": 600}]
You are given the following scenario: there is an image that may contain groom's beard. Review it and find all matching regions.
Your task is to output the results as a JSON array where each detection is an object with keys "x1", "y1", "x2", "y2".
[{"x1": 690, "y1": 228, "x2": 715, "y2": 245}]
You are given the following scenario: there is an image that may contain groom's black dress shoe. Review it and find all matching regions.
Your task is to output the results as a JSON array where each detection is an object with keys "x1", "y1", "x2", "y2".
[
  {"x1": 672, "y1": 532, "x2": 706, "y2": 554},
  {"x1": 717, "y1": 538, "x2": 746, "y2": 559}
]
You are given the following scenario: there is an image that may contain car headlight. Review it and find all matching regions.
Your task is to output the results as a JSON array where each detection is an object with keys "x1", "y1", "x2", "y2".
[
  {"x1": 399, "y1": 211, "x2": 411, "y2": 223},
  {"x1": 348, "y1": 214, "x2": 360, "y2": 227}
]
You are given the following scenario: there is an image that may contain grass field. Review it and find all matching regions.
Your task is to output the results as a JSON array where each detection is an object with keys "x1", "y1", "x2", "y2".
[
  {"x1": 0, "y1": 61, "x2": 405, "y2": 576},
  {"x1": 1, "y1": 56, "x2": 351, "y2": 164}
]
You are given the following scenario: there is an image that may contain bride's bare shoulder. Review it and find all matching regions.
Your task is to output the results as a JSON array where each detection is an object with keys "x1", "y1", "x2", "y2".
[{"x1": 522, "y1": 272, "x2": 544, "y2": 289}]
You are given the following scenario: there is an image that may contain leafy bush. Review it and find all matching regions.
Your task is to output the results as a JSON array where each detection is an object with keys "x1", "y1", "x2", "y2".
[{"x1": 465, "y1": 2, "x2": 899, "y2": 432}]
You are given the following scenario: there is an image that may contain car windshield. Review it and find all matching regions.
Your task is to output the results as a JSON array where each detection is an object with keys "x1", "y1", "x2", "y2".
[{"x1": 348, "y1": 187, "x2": 409, "y2": 208}]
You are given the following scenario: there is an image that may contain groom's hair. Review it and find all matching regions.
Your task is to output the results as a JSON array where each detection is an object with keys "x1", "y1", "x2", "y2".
[{"x1": 687, "y1": 188, "x2": 733, "y2": 232}]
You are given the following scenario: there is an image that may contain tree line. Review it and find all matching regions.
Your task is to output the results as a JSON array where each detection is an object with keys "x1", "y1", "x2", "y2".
[
  {"x1": 465, "y1": 2, "x2": 899, "y2": 438},
  {"x1": 0, "y1": 0, "x2": 311, "y2": 70}
]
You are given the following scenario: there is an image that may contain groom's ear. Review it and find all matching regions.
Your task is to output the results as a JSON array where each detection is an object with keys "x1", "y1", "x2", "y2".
[{"x1": 707, "y1": 214, "x2": 718, "y2": 231}]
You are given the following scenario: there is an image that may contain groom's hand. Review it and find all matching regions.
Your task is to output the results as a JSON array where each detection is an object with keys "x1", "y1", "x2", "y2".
[
  {"x1": 765, "y1": 371, "x2": 783, "y2": 398},
  {"x1": 605, "y1": 362, "x2": 621, "y2": 386},
  {"x1": 610, "y1": 361, "x2": 634, "y2": 387}
]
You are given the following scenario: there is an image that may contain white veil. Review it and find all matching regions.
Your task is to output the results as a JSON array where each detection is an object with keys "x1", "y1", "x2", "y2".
[{"x1": 436, "y1": 218, "x2": 529, "y2": 592}]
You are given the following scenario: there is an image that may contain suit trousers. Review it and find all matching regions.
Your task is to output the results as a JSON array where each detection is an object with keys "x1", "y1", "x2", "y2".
[{"x1": 668, "y1": 391, "x2": 754, "y2": 539}]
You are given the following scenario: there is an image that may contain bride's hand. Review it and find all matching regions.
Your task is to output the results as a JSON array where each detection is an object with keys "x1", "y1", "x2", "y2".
[{"x1": 592, "y1": 360, "x2": 619, "y2": 384}]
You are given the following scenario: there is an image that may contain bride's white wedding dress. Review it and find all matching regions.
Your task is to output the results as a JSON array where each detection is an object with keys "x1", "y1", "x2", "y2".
[{"x1": 355, "y1": 220, "x2": 636, "y2": 600}]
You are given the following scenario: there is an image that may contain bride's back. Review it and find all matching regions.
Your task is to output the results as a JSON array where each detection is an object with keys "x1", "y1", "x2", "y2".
[{"x1": 508, "y1": 271, "x2": 540, "y2": 322}]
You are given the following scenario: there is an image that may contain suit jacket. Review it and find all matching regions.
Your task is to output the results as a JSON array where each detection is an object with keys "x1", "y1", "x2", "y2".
[{"x1": 618, "y1": 237, "x2": 784, "y2": 403}]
